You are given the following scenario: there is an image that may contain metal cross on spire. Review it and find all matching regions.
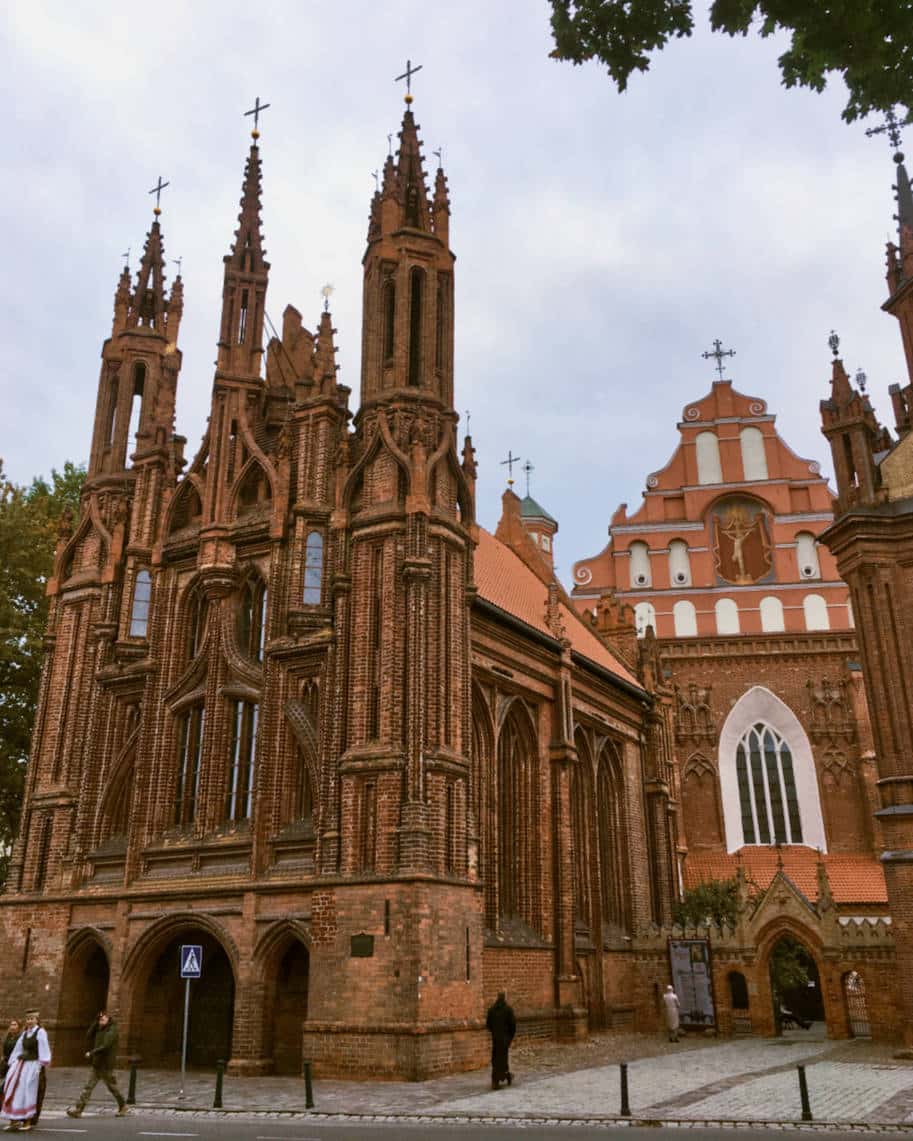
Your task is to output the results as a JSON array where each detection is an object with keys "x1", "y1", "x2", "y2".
[
  {"x1": 172, "y1": 257, "x2": 183, "y2": 277},
  {"x1": 465, "y1": 409, "x2": 471, "y2": 433},
  {"x1": 500, "y1": 450, "x2": 521, "y2": 486},
  {"x1": 321, "y1": 284, "x2": 334, "y2": 313},
  {"x1": 387, "y1": 132, "x2": 394, "y2": 156},
  {"x1": 244, "y1": 96, "x2": 271, "y2": 137},
  {"x1": 702, "y1": 338, "x2": 736, "y2": 379},
  {"x1": 371, "y1": 169, "x2": 379, "y2": 190},
  {"x1": 522, "y1": 459, "x2": 535, "y2": 497},
  {"x1": 865, "y1": 107, "x2": 911, "y2": 155},
  {"x1": 432, "y1": 146, "x2": 443, "y2": 169},
  {"x1": 122, "y1": 247, "x2": 131, "y2": 270},
  {"x1": 395, "y1": 58, "x2": 423, "y2": 102},
  {"x1": 148, "y1": 176, "x2": 169, "y2": 216}
]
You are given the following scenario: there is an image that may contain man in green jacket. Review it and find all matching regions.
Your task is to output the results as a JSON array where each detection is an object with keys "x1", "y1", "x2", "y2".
[{"x1": 66, "y1": 1012, "x2": 127, "y2": 1118}]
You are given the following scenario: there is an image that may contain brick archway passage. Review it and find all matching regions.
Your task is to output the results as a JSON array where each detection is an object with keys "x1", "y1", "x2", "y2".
[{"x1": 57, "y1": 934, "x2": 110, "y2": 1064}]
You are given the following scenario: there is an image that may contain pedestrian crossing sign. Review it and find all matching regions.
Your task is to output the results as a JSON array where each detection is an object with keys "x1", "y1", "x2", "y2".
[{"x1": 180, "y1": 944, "x2": 203, "y2": 978}]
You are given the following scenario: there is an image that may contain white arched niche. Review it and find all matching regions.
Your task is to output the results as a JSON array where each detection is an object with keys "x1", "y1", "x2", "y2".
[
  {"x1": 803, "y1": 593, "x2": 830, "y2": 631},
  {"x1": 739, "y1": 426, "x2": 768, "y2": 481},
  {"x1": 718, "y1": 685, "x2": 826, "y2": 853},
  {"x1": 715, "y1": 597, "x2": 740, "y2": 635},
  {"x1": 796, "y1": 532, "x2": 820, "y2": 580},
  {"x1": 634, "y1": 601, "x2": 656, "y2": 638},
  {"x1": 629, "y1": 541, "x2": 652, "y2": 588},
  {"x1": 759, "y1": 595, "x2": 785, "y2": 632},
  {"x1": 668, "y1": 539, "x2": 692, "y2": 587},
  {"x1": 696, "y1": 431, "x2": 723, "y2": 485},
  {"x1": 673, "y1": 599, "x2": 697, "y2": 637}
]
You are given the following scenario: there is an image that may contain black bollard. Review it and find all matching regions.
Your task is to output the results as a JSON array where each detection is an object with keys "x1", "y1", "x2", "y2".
[
  {"x1": 303, "y1": 1060, "x2": 314, "y2": 1109},
  {"x1": 127, "y1": 1057, "x2": 140, "y2": 1106},
  {"x1": 213, "y1": 1059, "x2": 225, "y2": 1109},
  {"x1": 797, "y1": 1064, "x2": 813, "y2": 1122},
  {"x1": 620, "y1": 1062, "x2": 631, "y2": 1117}
]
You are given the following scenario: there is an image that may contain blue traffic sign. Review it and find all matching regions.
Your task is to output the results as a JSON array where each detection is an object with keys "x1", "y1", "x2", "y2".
[{"x1": 180, "y1": 944, "x2": 203, "y2": 978}]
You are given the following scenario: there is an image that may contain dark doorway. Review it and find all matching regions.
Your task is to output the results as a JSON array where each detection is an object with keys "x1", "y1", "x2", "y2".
[
  {"x1": 769, "y1": 935, "x2": 824, "y2": 1030},
  {"x1": 272, "y1": 941, "x2": 309, "y2": 1075},
  {"x1": 57, "y1": 940, "x2": 110, "y2": 1063},
  {"x1": 139, "y1": 932, "x2": 235, "y2": 1067}
]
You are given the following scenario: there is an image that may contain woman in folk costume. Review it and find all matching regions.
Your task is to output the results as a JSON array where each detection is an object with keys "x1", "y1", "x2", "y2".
[{"x1": 1, "y1": 1011, "x2": 51, "y2": 1132}]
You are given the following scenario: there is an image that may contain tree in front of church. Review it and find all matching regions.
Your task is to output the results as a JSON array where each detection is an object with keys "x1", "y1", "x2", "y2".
[
  {"x1": 672, "y1": 876, "x2": 740, "y2": 930},
  {"x1": 549, "y1": 0, "x2": 913, "y2": 125},
  {"x1": 0, "y1": 460, "x2": 85, "y2": 886}
]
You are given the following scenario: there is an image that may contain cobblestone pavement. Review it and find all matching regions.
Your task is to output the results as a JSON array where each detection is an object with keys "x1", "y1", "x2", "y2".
[{"x1": 34, "y1": 1032, "x2": 913, "y2": 1126}]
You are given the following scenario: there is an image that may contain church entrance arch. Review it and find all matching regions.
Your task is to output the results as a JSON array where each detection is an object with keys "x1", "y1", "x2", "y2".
[
  {"x1": 126, "y1": 926, "x2": 236, "y2": 1068},
  {"x1": 255, "y1": 924, "x2": 310, "y2": 1075},
  {"x1": 768, "y1": 934, "x2": 824, "y2": 1032},
  {"x1": 56, "y1": 932, "x2": 110, "y2": 1063}
]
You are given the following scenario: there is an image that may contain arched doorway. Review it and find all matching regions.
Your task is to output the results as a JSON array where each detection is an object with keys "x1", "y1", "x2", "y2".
[
  {"x1": 843, "y1": 971, "x2": 871, "y2": 1038},
  {"x1": 271, "y1": 941, "x2": 310, "y2": 1075},
  {"x1": 57, "y1": 935, "x2": 110, "y2": 1063},
  {"x1": 768, "y1": 935, "x2": 824, "y2": 1031},
  {"x1": 135, "y1": 931, "x2": 235, "y2": 1067}
]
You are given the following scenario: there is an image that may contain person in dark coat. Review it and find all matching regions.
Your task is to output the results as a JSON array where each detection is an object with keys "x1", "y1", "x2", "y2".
[
  {"x1": 485, "y1": 991, "x2": 516, "y2": 1090},
  {"x1": 0, "y1": 1023, "x2": 19, "y2": 1083},
  {"x1": 66, "y1": 1012, "x2": 127, "y2": 1118}
]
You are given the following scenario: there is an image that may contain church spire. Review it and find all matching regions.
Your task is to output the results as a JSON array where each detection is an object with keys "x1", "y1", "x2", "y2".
[
  {"x1": 127, "y1": 217, "x2": 168, "y2": 332},
  {"x1": 216, "y1": 133, "x2": 270, "y2": 379}
]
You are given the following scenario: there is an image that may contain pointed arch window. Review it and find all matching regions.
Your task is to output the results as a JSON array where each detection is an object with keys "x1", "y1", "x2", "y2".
[
  {"x1": 735, "y1": 722, "x2": 803, "y2": 845},
  {"x1": 382, "y1": 279, "x2": 395, "y2": 363},
  {"x1": 496, "y1": 707, "x2": 539, "y2": 930},
  {"x1": 186, "y1": 586, "x2": 207, "y2": 659},
  {"x1": 129, "y1": 569, "x2": 153, "y2": 638},
  {"x1": 127, "y1": 362, "x2": 146, "y2": 451},
  {"x1": 408, "y1": 267, "x2": 424, "y2": 386},
  {"x1": 597, "y1": 746, "x2": 629, "y2": 930},
  {"x1": 238, "y1": 577, "x2": 268, "y2": 663},
  {"x1": 174, "y1": 706, "x2": 205, "y2": 827},
  {"x1": 303, "y1": 531, "x2": 324, "y2": 605},
  {"x1": 226, "y1": 700, "x2": 258, "y2": 822}
]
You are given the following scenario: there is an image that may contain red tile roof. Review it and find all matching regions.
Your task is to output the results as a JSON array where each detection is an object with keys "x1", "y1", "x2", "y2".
[
  {"x1": 474, "y1": 528, "x2": 641, "y2": 690},
  {"x1": 684, "y1": 846, "x2": 887, "y2": 906}
]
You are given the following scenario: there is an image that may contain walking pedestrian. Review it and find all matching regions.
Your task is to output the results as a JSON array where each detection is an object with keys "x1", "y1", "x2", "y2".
[
  {"x1": 0, "y1": 1024, "x2": 19, "y2": 1084},
  {"x1": 1, "y1": 1010, "x2": 51, "y2": 1132},
  {"x1": 663, "y1": 984, "x2": 681, "y2": 1043},
  {"x1": 66, "y1": 1011, "x2": 128, "y2": 1118},
  {"x1": 485, "y1": 990, "x2": 516, "y2": 1090}
]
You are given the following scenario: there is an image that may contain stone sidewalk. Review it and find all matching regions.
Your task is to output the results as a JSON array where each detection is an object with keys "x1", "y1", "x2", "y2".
[{"x1": 34, "y1": 1031, "x2": 913, "y2": 1127}]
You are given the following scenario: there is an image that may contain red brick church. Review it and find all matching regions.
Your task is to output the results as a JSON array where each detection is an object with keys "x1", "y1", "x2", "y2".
[
  {"x1": 0, "y1": 95, "x2": 681, "y2": 1078},
  {"x1": 4, "y1": 90, "x2": 913, "y2": 1070}
]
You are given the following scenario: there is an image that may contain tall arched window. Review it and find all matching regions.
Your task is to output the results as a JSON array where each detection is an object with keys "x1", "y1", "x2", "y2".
[
  {"x1": 303, "y1": 532, "x2": 324, "y2": 605},
  {"x1": 696, "y1": 431, "x2": 723, "y2": 485},
  {"x1": 803, "y1": 593, "x2": 829, "y2": 631},
  {"x1": 673, "y1": 599, "x2": 697, "y2": 636},
  {"x1": 740, "y1": 427, "x2": 768, "y2": 480},
  {"x1": 408, "y1": 267, "x2": 424, "y2": 386},
  {"x1": 759, "y1": 595, "x2": 785, "y2": 632},
  {"x1": 596, "y1": 745, "x2": 628, "y2": 930},
  {"x1": 796, "y1": 532, "x2": 821, "y2": 580},
  {"x1": 239, "y1": 578, "x2": 268, "y2": 662},
  {"x1": 718, "y1": 686, "x2": 826, "y2": 852},
  {"x1": 127, "y1": 362, "x2": 146, "y2": 449},
  {"x1": 382, "y1": 280, "x2": 395, "y2": 363},
  {"x1": 174, "y1": 706, "x2": 205, "y2": 827},
  {"x1": 497, "y1": 706, "x2": 538, "y2": 930},
  {"x1": 715, "y1": 598, "x2": 739, "y2": 635},
  {"x1": 569, "y1": 747, "x2": 592, "y2": 932},
  {"x1": 668, "y1": 539, "x2": 691, "y2": 586},
  {"x1": 735, "y1": 722, "x2": 803, "y2": 845},
  {"x1": 129, "y1": 570, "x2": 152, "y2": 637},
  {"x1": 226, "y1": 700, "x2": 259, "y2": 822},
  {"x1": 634, "y1": 601, "x2": 656, "y2": 638},
  {"x1": 629, "y1": 541, "x2": 652, "y2": 588},
  {"x1": 186, "y1": 586, "x2": 207, "y2": 659}
]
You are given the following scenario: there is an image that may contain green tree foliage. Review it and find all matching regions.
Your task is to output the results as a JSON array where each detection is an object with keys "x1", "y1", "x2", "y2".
[
  {"x1": 769, "y1": 936, "x2": 812, "y2": 997},
  {"x1": 672, "y1": 876, "x2": 740, "y2": 929},
  {"x1": 549, "y1": 1, "x2": 913, "y2": 125},
  {"x1": 0, "y1": 460, "x2": 85, "y2": 885}
]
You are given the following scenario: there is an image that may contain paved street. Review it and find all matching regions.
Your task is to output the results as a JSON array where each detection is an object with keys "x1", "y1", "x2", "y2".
[{"x1": 26, "y1": 1029, "x2": 913, "y2": 1129}]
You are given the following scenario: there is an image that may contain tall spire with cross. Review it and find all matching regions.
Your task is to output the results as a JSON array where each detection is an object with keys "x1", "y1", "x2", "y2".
[
  {"x1": 874, "y1": 109, "x2": 913, "y2": 388},
  {"x1": 216, "y1": 99, "x2": 271, "y2": 378}
]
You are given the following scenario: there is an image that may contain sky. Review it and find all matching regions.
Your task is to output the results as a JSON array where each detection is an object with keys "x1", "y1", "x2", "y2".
[{"x1": 2, "y1": 1, "x2": 908, "y2": 579}]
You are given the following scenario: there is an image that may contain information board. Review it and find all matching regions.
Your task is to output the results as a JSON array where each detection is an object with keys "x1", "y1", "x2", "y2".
[{"x1": 668, "y1": 938, "x2": 716, "y2": 1029}]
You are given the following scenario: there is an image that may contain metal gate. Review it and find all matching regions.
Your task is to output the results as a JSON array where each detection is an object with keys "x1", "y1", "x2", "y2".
[{"x1": 844, "y1": 971, "x2": 871, "y2": 1038}]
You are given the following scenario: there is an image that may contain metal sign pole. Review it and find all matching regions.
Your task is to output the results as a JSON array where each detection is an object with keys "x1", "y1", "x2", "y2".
[{"x1": 179, "y1": 976, "x2": 191, "y2": 1099}]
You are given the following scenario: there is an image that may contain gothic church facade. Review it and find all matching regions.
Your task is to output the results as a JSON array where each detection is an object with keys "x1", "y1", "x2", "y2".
[{"x1": 0, "y1": 97, "x2": 679, "y2": 1077}]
